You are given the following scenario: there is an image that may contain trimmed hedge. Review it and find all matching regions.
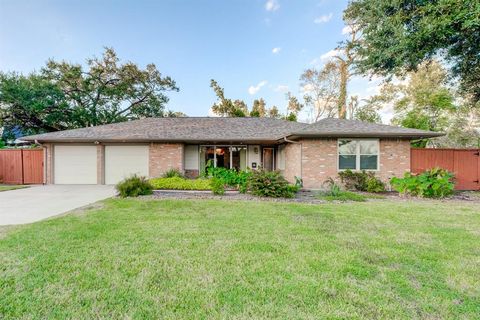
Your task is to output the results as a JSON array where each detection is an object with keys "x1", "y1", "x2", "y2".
[{"x1": 150, "y1": 177, "x2": 212, "y2": 190}]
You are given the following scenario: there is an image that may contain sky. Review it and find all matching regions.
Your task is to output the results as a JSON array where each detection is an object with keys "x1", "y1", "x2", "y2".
[{"x1": 0, "y1": 0, "x2": 386, "y2": 122}]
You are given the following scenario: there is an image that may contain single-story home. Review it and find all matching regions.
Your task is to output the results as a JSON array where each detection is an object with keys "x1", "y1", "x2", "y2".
[{"x1": 22, "y1": 117, "x2": 442, "y2": 188}]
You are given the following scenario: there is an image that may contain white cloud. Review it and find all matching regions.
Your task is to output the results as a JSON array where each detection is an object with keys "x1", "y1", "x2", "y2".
[
  {"x1": 248, "y1": 81, "x2": 268, "y2": 95},
  {"x1": 320, "y1": 49, "x2": 340, "y2": 60},
  {"x1": 342, "y1": 25, "x2": 352, "y2": 35},
  {"x1": 314, "y1": 13, "x2": 332, "y2": 24},
  {"x1": 265, "y1": 0, "x2": 280, "y2": 11},
  {"x1": 274, "y1": 85, "x2": 289, "y2": 92},
  {"x1": 272, "y1": 47, "x2": 281, "y2": 54}
]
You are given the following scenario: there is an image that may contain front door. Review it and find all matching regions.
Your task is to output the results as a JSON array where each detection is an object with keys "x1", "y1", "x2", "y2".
[{"x1": 263, "y1": 148, "x2": 274, "y2": 171}]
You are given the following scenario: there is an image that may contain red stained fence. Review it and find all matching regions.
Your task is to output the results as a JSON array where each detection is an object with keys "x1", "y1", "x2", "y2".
[
  {"x1": 0, "y1": 149, "x2": 44, "y2": 184},
  {"x1": 411, "y1": 148, "x2": 480, "y2": 190}
]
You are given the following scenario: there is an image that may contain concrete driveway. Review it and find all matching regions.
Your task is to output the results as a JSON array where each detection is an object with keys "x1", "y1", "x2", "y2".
[{"x1": 0, "y1": 185, "x2": 116, "y2": 225}]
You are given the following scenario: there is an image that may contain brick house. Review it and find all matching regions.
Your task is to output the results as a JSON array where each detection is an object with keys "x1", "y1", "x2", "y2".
[{"x1": 22, "y1": 117, "x2": 442, "y2": 188}]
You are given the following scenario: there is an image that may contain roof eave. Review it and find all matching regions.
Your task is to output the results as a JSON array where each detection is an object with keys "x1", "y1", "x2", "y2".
[{"x1": 286, "y1": 132, "x2": 445, "y2": 140}]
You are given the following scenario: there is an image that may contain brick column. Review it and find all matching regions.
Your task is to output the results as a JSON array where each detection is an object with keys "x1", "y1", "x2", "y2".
[
  {"x1": 97, "y1": 144, "x2": 105, "y2": 184},
  {"x1": 149, "y1": 143, "x2": 184, "y2": 178}
]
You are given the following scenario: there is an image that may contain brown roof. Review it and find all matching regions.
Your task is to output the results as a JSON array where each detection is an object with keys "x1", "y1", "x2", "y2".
[
  {"x1": 21, "y1": 117, "x2": 308, "y2": 143},
  {"x1": 289, "y1": 118, "x2": 443, "y2": 139},
  {"x1": 22, "y1": 117, "x2": 443, "y2": 143}
]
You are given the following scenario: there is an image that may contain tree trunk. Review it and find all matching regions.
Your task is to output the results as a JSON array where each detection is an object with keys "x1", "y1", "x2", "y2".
[{"x1": 338, "y1": 61, "x2": 348, "y2": 119}]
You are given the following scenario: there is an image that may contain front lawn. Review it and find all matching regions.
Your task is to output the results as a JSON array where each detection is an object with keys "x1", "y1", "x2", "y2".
[
  {"x1": 1, "y1": 199, "x2": 479, "y2": 319},
  {"x1": 0, "y1": 185, "x2": 28, "y2": 192}
]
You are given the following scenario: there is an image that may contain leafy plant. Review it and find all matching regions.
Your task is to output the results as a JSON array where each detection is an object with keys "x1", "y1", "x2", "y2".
[
  {"x1": 247, "y1": 169, "x2": 298, "y2": 198},
  {"x1": 116, "y1": 175, "x2": 153, "y2": 198},
  {"x1": 390, "y1": 168, "x2": 455, "y2": 198},
  {"x1": 204, "y1": 161, "x2": 251, "y2": 192},
  {"x1": 162, "y1": 168, "x2": 184, "y2": 178},
  {"x1": 150, "y1": 177, "x2": 211, "y2": 190},
  {"x1": 319, "y1": 177, "x2": 366, "y2": 202},
  {"x1": 338, "y1": 170, "x2": 385, "y2": 193},
  {"x1": 210, "y1": 177, "x2": 225, "y2": 195}
]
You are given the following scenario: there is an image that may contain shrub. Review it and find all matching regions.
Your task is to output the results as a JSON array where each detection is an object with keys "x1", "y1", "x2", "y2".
[
  {"x1": 210, "y1": 177, "x2": 226, "y2": 195},
  {"x1": 247, "y1": 169, "x2": 298, "y2": 198},
  {"x1": 116, "y1": 175, "x2": 153, "y2": 198},
  {"x1": 390, "y1": 168, "x2": 454, "y2": 198},
  {"x1": 162, "y1": 168, "x2": 184, "y2": 178},
  {"x1": 150, "y1": 177, "x2": 211, "y2": 190},
  {"x1": 338, "y1": 170, "x2": 385, "y2": 193},
  {"x1": 205, "y1": 162, "x2": 251, "y2": 192}
]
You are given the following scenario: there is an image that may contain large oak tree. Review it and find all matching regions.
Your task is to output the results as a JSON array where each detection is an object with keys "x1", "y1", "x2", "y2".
[{"x1": 0, "y1": 48, "x2": 179, "y2": 136}]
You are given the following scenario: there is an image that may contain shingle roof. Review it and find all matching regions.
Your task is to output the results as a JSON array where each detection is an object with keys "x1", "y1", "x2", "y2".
[
  {"x1": 21, "y1": 117, "x2": 309, "y2": 143},
  {"x1": 21, "y1": 117, "x2": 443, "y2": 143},
  {"x1": 289, "y1": 118, "x2": 443, "y2": 139}
]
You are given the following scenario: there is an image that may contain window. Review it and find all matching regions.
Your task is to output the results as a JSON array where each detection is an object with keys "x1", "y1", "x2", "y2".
[
  {"x1": 338, "y1": 139, "x2": 379, "y2": 171},
  {"x1": 199, "y1": 145, "x2": 246, "y2": 171}
]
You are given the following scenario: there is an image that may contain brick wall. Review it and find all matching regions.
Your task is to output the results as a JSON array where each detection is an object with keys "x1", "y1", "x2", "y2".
[
  {"x1": 286, "y1": 138, "x2": 411, "y2": 189},
  {"x1": 283, "y1": 143, "x2": 302, "y2": 183},
  {"x1": 378, "y1": 139, "x2": 411, "y2": 182},
  {"x1": 149, "y1": 143, "x2": 184, "y2": 178},
  {"x1": 301, "y1": 139, "x2": 338, "y2": 189},
  {"x1": 45, "y1": 143, "x2": 53, "y2": 184}
]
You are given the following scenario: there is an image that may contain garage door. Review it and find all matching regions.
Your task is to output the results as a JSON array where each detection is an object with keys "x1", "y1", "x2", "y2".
[
  {"x1": 105, "y1": 146, "x2": 149, "y2": 184},
  {"x1": 54, "y1": 146, "x2": 97, "y2": 184}
]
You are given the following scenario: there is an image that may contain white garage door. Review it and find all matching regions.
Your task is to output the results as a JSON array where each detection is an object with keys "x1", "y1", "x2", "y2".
[
  {"x1": 54, "y1": 146, "x2": 97, "y2": 184},
  {"x1": 105, "y1": 145, "x2": 149, "y2": 184}
]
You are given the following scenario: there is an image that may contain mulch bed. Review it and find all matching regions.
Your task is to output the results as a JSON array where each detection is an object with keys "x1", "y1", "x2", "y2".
[{"x1": 148, "y1": 189, "x2": 480, "y2": 204}]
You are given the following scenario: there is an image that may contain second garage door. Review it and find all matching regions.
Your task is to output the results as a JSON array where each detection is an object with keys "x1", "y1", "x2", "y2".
[{"x1": 104, "y1": 146, "x2": 149, "y2": 184}]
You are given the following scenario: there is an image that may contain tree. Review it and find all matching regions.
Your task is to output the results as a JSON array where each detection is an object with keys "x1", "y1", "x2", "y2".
[
  {"x1": 0, "y1": 48, "x2": 179, "y2": 136},
  {"x1": 344, "y1": 0, "x2": 480, "y2": 103},
  {"x1": 367, "y1": 60, "x2": 456, "y2": 147},
  {"x1": 210, "y1": 80, "x2": 246, "y2": 117},
  {"x1": 300, "y1": 61, "x2": 341, "y2": 122},
  {"x1": 286, "y1": 92, "x2": 304, "y2": 119},
  {"x1": 41, "y1": 47, "x2": 179, "y2": 127},
  {"x1": 268, "y1": 106, "x2": 280, "y2": 119},
  {"x1": 250, "y1": 99, "x2": 266, "y2": 117},
  {"x1": 333, "y1": 22, "x2": 360, "y2": 118}
]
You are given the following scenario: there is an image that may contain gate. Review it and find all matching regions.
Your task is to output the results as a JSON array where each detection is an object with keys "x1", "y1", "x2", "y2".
[
  {"x1": 411, "y1": 148, "x2": 480, "y2": 190},
  {"x1": 0, "y1": 149, "x2": 44, "y2": 184}
]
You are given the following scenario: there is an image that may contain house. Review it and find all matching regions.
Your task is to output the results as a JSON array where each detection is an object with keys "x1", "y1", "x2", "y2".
[{"x1": 21, "y1": 117, "x2": 442, "y2": 188}]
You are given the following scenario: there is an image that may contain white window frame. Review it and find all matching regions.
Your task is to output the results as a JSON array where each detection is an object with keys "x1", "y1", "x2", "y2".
[{"x1": 337, "y1": 138, "x2": 380, "y2": 172}]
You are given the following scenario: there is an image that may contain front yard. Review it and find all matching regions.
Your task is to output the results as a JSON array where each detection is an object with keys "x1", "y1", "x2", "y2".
[{"x1": 1, "y1": 199, "x2": 479, "y2": 319}]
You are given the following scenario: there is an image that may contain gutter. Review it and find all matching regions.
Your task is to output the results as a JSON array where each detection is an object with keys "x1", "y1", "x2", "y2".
[{"x1": 283, "y1": 136, "x2": 300, "y2": 144}]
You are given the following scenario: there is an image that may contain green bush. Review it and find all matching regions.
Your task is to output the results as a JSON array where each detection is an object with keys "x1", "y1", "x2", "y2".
[
  {"x1": 210, "y1": 177, "x2": 226, "y2": 195},
  {"x1": 390, "y1": 168, "x2": 455, "y2": 198},
  {"x1": 205, "y1": 162, "x2": 251, "y2": 192},
  {"x1": 247, "y1": 169, "x2": 298, "y2": 198},
  {"x1": 150, "y1": 177, "x2": 211, "y2": 190},
  {"x1": 338, "y1": 169, "x2": 385, "y2": 193},
  {"x1": 116, "y1": 175, "x2": 153, "y2": 198},
  {"x1": 162, "y1": 168, "x2": 184, "y2": 178}
]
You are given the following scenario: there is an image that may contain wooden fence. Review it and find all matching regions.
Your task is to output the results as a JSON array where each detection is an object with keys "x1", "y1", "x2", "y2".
[
  {"x1": 411, "y1": 148, "x2": 480, "y2": 190},
  {"x1": 0, "y1": 149, "x2": 44, "y2": 184}
]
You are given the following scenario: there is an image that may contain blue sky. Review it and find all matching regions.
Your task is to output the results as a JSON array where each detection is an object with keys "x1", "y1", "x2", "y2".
[{"x1": 0, "y1": 0, "x2": 381, "y2": 121}]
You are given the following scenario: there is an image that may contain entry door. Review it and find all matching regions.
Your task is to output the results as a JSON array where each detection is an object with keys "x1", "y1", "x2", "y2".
[{"x1": 263, "y1": 148, "x2": 274, "y2": 171}]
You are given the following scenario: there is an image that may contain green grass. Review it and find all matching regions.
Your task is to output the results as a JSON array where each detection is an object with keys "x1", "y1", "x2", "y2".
[
  {"x1": 0, "y1": 185, "x2": 27, "y2": 192},
  {"x1": 1, "y1": 199, "x2": 479, "y2": 319},
  {"x1": 317, "y1": 190, "x2": 368, "y2": 202}
]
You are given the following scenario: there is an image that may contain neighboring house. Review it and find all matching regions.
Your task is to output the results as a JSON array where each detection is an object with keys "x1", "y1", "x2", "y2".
[{"x1": 21, "y1": 117, "x2": 442, "y2": 188}]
